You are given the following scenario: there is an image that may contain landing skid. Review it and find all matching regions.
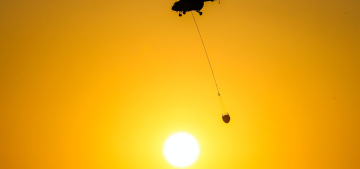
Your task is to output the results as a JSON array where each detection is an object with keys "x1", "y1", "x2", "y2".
[{"x1": 178, "y1": 10, "x2": 203, "y2": 17}]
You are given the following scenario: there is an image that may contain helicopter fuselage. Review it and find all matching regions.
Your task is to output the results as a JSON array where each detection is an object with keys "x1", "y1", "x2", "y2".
[{"x1": 172, "y1": 0, "x2": 214, "y2": 16}]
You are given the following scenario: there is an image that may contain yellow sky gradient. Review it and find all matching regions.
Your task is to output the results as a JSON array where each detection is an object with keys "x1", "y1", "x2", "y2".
[{"x1": 1, "y1": 0, "x2": 359, "y2": 168}]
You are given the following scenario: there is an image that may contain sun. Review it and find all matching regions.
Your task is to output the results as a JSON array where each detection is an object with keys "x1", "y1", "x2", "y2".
[{"x1": 164, "y1": 132, "x2": 200, "y2": 167}]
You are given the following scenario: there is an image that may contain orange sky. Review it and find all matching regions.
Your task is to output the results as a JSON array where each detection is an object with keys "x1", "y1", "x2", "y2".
[{"x1": 1, "y1": 0, "x2": 360, "y2": 168}]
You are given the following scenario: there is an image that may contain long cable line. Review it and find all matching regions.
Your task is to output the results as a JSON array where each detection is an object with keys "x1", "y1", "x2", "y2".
[
  {"x1": 191, "y1": 12, "x2": 221, "y2": 96},
  {"x1": 191, "y1": 11, "x2": 230, "y2": 123}
]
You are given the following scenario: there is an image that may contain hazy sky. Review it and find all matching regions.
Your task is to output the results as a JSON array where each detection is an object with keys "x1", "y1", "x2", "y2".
[{"x1": 1, "y1": 0, "x2": 359, "y2": 168}]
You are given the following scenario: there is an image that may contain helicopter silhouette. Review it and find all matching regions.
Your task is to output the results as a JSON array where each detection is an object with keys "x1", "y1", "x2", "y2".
[{"x1": 171, "y1": 0, "x2": 218, "y2": 17}]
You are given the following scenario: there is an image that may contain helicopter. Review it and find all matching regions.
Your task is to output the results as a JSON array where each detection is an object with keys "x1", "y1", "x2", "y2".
[{"x1": 171, "y1": 0, "x2": 218, "y2": 17}]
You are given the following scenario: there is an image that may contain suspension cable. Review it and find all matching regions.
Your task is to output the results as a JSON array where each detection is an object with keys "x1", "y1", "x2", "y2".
[{"x1": 191, "y1": 12, "x2": 220, "y2": 96}]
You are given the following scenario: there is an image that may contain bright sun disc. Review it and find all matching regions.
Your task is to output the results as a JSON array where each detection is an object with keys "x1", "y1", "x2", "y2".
[{"x1": 164, "y1": 133, "x2": 199, "y2": 167}]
